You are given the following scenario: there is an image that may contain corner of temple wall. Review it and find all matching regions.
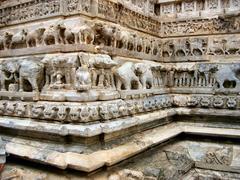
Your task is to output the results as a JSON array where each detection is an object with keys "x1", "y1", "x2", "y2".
[{"x1": 0, "y1": 0, "x2": 240, "y2": 179}]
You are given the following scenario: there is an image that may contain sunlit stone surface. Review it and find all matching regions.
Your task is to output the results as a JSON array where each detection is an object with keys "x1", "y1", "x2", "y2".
[{"x1": 0, "y1": 0, "x2": 240, "y2": 179}]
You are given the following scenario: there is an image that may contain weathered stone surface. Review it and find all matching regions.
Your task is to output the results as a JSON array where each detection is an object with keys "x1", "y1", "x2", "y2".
[{"x1": 0, "y1": 0, "x2": 240, "y2": 178}]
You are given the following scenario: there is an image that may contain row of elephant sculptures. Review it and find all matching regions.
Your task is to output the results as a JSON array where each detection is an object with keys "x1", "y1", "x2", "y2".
[
  {"x1": 0, "y1": 58, "x2": 157, "y2": 92},
  {"x1": 1, "y1": 23, "x2": 240, "y2": 58},
  {"x1": 0, "y1": 21, "x2": 161, "y2": 56},
  {"x1": 0, "y1": 95, "x2": 172, "y2": 122},
  {"x1": 162, "y1": 36, "x2": 240, "y2": 57},
  {"x1": 170, "y1": 63, "x2": 240, "y2": 91},
  {"x1": 0, "y1": 57, "x2": 239, "y2": 93}
]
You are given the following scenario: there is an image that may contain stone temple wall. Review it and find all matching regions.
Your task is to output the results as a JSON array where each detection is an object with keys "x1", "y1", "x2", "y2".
[{"x1": 0, "y1": 0, "x2": 240, "y2": 179}]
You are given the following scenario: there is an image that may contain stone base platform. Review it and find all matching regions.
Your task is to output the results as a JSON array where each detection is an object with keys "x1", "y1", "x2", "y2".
[{"x1": 1, "y1": 108, "x2": 240, "y2": 173}]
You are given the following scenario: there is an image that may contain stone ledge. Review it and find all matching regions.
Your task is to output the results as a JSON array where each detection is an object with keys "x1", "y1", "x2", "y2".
[
  {"x1": 0, "y1": 109, "x2": 176, "y2": 137},
  {"x1": 5, "y1": 121, "x2": 240, "y2": 172}
]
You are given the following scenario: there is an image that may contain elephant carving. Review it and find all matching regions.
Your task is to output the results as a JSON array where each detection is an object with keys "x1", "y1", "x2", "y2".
[
  {"x1": 108, "y1": 104, "x2": 119, "y2": 118},
  {"x1": 213, "y1": 64, "x2": 240, "y2": 91},
  {"x1": 75, "y1": 65, "x2": 92, "y2": 91},
  {"x1": 113, "y1": 62, "x2": 142, "y2": 90},
  {"x1": 134, "y1": 63, "x2": 154, "y2": 89},
  {"x1": 9, "y1": 29, "x2": 27, "y2": 49},
  {"x1": 18, "y1": 60, "x2": 44, "y2": 92},
  {"x1": 79, "y1": 22, "x2": 95, "y2": 44},
  {"x1": 114, "y1": 28, "x2": 131, "y2": 49},
  {"x1": 118, "y1": 101, "x2": 128, "y2": 116},
  {"x1": 26, "y1": 28, "x2": 46, "y2": 47},
  {"x1": 1, "y1": 61, "x2": 19, "y2": 91},
  {"x1": 42, "y1": 23, "x2": 65, "y2": 45},
  {"x1": 1, "y1": 60, "x2": 44, "y2": 92},
  {"x1": 63, "y1": 25, "x2": 80, "y2": 44},
  {"x1": 0, "y1": 32, "x2": 12, "y2": 50},
  {"x1": 93, "y1": 23, "x2": 116, "y2": 46},
  {"x1": 195, "y1": 64, "x2": 218, "y2": 87}
]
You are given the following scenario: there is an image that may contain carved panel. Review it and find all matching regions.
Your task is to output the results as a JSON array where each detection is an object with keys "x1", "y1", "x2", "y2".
[{"x1": 0, "y1": 0, "x2": 61, "y2": 26}]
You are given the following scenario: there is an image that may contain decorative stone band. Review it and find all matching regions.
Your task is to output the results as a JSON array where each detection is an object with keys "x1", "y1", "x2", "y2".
[
  {"x1": 156, "y1": 0, "x2": 240, "y2": 21},
  {"x1": 0, "y1": 95, "x2": 172, "y2": 123},
  {"x1": 0, "y1": 94, "x2": 238, "y2": 123},
  {"x1": 1, "y1": 29, "x2": 240, "y2": 63},
  {"x1": 0, "y1": 0, "x2": 160, "y2": 36},
  {"x1": 162, "y1": 15, "x2": 240, "y2": 37}
]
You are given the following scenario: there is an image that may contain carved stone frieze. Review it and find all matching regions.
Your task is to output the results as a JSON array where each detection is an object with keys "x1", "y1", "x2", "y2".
[
  {"x1": 0, "y1": 95, "x2": 172, "y2": 122},
  {"x1": 1, "y1": 0, "x2": 240, "y2": 177}
]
